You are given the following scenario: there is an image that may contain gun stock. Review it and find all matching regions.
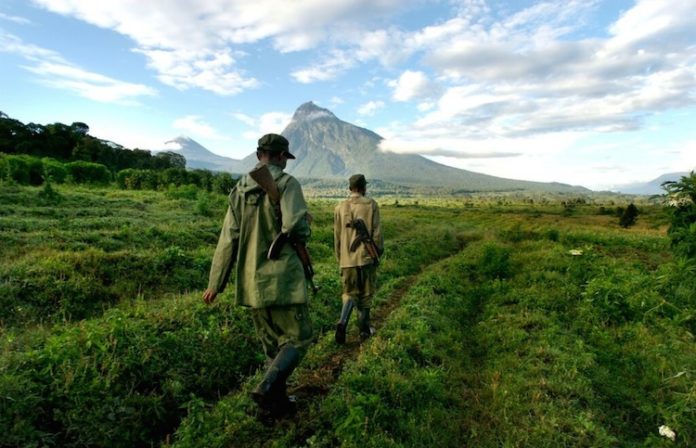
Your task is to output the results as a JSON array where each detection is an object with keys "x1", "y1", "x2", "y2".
[
  {"x1": 249, "y1": 164, "x2": 280, "y2": 204},
  {"x1": 250, "y1": 164, "x2": 318, "y2": 295}
]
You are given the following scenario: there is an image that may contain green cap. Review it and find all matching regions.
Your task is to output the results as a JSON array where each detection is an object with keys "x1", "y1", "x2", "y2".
[
  {"x1": 257, "y1": 133, "x2": 295, "y2": 159},
  {"x1": 349, "y1": 174, "x2": 367, "y2": 190}
]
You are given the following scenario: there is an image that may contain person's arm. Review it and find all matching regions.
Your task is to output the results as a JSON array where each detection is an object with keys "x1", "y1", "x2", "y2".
[
  {"x1": 203, "y1": 192, "x2": 240, "y2": 303},
  {"x1": 280, "y1": 177, "x2": 310, "y2": 243},
  {"x1": 333, "y1": 205, "x2": 342, "y2": 263},
  {"x1": 372, "y1": 201, "x2": 384, "y2": 255}
]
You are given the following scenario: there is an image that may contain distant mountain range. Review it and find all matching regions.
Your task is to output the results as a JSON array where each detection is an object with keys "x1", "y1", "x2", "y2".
[
  {"x1": 164, "y1": 102, "x2": 591, "y2": 193},
  {"x1": 613, "y1": 172, "x2": 691, "y2": 195}
]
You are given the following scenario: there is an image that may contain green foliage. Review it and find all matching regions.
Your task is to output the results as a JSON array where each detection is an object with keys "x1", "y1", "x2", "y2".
[
  {"x1": 478, "y1": 243, "x2": 512, "y2": 279},
  {"x1": 41, "y1": 156, "x2": 68, "y2": 183},
  {"x1": 2, "y1": 186, "x2": 695, "y2": 447},
  {"x1": 664, "y1": 172, "x2": 696, "y2": 258},
  {"x1": 619, "y1": 202, "x2": 639, "y2": 228},
  {"x1": 37, "y1": 180, "x2": 62, "y2": 204},
  {"x1": 0, "y1": 154, "x2": 43, "y2": 185},
  {"x1": 0, "y1": 298, "x2": 259, "y2": 447},
  {"x1": 65, "y1": 160, "x2": 111, "y2": 184},
  {"x1": 116, "y1": 167, "x2": 237, "y2": 195},
  {"x1": 0, "y1": 112, "x2": 189, "y2": 172}
]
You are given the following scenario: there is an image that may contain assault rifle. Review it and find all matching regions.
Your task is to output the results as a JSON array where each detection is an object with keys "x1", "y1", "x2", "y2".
[
  {"x1": 249, "y1": 164, "x2": 318, "y2": 294},
  {"x1": 347, "y1": 218, "x2": 381, "y2": 266}
]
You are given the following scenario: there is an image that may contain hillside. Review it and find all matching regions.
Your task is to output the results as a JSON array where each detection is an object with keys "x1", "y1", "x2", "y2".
[
  {"x1": 171, "y1": 102, "x2": 589, "y2": 193},
  {"x1": 615, "y1": 172, "x2": 690, "y2": 195}
]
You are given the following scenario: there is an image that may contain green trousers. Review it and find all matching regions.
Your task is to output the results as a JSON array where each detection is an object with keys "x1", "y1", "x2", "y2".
[
  {"x1": 250, "y1": 304, "x2": 313, "y2": 361},
  {"x1": 341, "y1": 264, "x2": 377, "y2": 309}
]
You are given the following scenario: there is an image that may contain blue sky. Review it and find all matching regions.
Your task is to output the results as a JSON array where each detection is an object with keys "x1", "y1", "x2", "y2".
[{"x1": 1, "y1": 0, "x2": 695, "y2": 190}]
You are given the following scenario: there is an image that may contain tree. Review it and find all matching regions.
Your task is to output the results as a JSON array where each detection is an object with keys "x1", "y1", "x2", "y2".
[
  {"x1": 619, "y1": 203, "x2": 638, "y2": 228},
  {"x1": 663, "y1": 172, "x2": 696, "y2": 258},
  {"x1": 153, "y1": 151, "x2": 186, "y2": 170}
]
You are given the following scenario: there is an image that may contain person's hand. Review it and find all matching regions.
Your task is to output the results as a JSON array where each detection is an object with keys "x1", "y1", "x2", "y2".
[{"x1": 202, "y1": 289, "x2": 217, "y2": 305}]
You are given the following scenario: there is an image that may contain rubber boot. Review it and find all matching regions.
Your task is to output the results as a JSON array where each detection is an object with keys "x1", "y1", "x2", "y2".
[
  {"x1": 358, "y1": 308, "x2": 375, "y2": 342},
  {"x1": 335, "y1": 299, "x2": 355, "y2": 344},
  {"x1": 251, "y1": 344, "x2": 300, "y2": 421}
]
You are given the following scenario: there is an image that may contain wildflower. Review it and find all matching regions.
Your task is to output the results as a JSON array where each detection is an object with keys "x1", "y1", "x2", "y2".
[
  {"x1": 568, "y1": 249, "x2": 583, "y2": 256},
  {"x1": 659, "y1": 425, "x2": 676, "y2": 442}
]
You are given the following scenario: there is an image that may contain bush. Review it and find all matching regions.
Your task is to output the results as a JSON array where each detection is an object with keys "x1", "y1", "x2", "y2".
[
  {"x1": 116, "y1": 168, "x2": 159, "y2": 190},
  {"x1": 211, "y1": 172, "x2": 236, "y2": 195},
  {"x1": 478, "y1": 244, "x2": 512, "y2": 279},
  {"x1": 65, "y1": 161, "x2": 111, "y2": 185},
  {"x1": 619, "y1": 203, "x2": 639, "y2": 228},
  {"x1": 41, "y1": 157, "x2": 68, "y2": 183},
  {"x1": 0, "y1": 154, "x2": 44, "y2": 185},
  {"x1": 664, "y1": 172, "x2": 696, "y2": 259}
]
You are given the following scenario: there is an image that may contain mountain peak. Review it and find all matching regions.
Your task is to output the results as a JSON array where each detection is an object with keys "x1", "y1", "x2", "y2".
[{"x1": 292, "y1": 101, "x2": 336, "y2": 122}]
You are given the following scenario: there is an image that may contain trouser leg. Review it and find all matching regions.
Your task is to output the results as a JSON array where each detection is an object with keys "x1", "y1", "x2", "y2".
[
  {"x1": 335, "y1": 297, "x2": 355, "y2": 344},
  {"x1": 251, "y1": 344, "x2": 300, "y2": 417},
  {"x1": 358, "y1": 307, "x2": 375, "y2": 341}
]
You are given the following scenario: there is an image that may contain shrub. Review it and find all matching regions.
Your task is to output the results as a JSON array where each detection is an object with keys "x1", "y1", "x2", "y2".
[
  {"x1": 1, "y1": 154, "x2": 43, "y2": 185},
  {"x1": 211, "y1": 172, "x2": 236, "y2": 195},
  {"x1": 478, "y1": 244, "x2": 512, "y2": 279},
  {"x1": 65, "y1": 161, "x2": 111, "y2": 185},
  {"x1": 41, "y1": 157, "x2": 68, "y2": 183},
  {"x1": 37, "y1": 181, "x2": 62, "y2": 204},
  {"x1": 619, "y1": 203, "x2": 639, "y2": 228},
  {"x1": 664, "y1": 172, "x2": 696, "y2": 259},
  {"x1": 116, "y1": 168, "x2": 159, "y2": 190}
]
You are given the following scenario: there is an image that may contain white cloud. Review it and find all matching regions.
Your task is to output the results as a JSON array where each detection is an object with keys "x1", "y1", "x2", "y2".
[
  {"x1": 173, "y1": 115, "x2": 225, "y2": 140},
  {"x1": 237, "y1": 111, "x2": 293, "y2": 141},
  {"x1": 357, "y1": 100, "x2": 384, "y2": 116},
  {"x1": 607, "y1": 0, "x2": 695, "y2": 54},
  {"x1": 233, "y1": 112, "x2": 256, "y2": 127},
  {"x1": 291, "y1": 49, "x2": 355, "y2": 83},
  {"x1": 0, "y1": 32, "x2": 156, "y2": 104},
  {"x1": 136, "y1": 48, "x2": 258, "y2": 95},
  {"x1": 0, "y1": 12, "x2": 31, "y2": 24},
  {"x1": 671, "y1": 140, "x2": 696, "y2": 173},
  {"x1": 389, "y1": 70, "x2": 438, "y2": 102},
  {"x1": 367, "y1": 0, "x2": 696, "y2": 171},
  {"x1": 31, "y1": 0, "x2": 405, "y2": 90}
]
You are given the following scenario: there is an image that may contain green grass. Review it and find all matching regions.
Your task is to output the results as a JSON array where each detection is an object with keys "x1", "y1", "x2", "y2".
[{"x1": 2, "y1": 183, "x2": 694, "y2": 447}]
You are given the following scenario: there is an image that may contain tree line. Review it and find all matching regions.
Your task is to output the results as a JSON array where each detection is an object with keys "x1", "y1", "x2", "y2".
[{"x1": 0, "y1": 111, "x2": 236, "y2": 194}]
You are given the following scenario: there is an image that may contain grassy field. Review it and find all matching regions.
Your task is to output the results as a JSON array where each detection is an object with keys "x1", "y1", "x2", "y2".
[{"x1": 1, "y1": 183, "x2": 695, "y2": 447}]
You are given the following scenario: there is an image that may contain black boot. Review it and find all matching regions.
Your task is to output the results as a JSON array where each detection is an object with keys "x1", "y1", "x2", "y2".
[
  {"x1": 251, "y1": 344, "x2": 300, "y2": 420},
  {"x1": 358, "y1": 308, "x2": 375, "y2": 342},
  {"x1": 335, "y1": 299, "x2": 355, "y2": 344}
]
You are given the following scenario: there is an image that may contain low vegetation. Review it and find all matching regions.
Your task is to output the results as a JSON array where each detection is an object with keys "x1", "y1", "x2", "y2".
[{"x1": 1, "y1": 173, "x2": 695, "y2": 447}]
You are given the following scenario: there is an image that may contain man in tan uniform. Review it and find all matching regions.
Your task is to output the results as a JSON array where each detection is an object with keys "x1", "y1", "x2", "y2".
[
  {"x1": 333, "y1": 174, "x2": 384, "y2": 344},
  {"x1": 203, "y1": 133, "x2": 312, "y2": 420}
]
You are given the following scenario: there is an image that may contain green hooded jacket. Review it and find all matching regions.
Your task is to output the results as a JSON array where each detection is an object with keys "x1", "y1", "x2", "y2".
[{"x1": 207, "y1": 163, "x2": 311, "y2": 308}]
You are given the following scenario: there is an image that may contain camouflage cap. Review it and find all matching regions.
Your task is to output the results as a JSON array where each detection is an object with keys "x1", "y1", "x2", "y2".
[
  {"x1": 257, "y1": 133, "x2": 295, "y2": 159},
  {"x1": 349, "y1": 174, "x2": 367, "y2": 190}
]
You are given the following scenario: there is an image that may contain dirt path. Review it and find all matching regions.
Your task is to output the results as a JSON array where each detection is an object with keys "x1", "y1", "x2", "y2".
[
  {"x1": 259, "y1": 274, "x2": 421, "y2": 446},
  {"x1": 293, "y1": 275, "x2": 418, "y2": 396}
]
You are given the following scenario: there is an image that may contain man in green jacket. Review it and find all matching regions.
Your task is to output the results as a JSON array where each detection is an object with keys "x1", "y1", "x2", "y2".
[
  {"x1": 333, "y1": 174, "x2": 384, "y2": 344},
  {"x1": 202, "y1": 133, "x2": 312, "y2": 420}
]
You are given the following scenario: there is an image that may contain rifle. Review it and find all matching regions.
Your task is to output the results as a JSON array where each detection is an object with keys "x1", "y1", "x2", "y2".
[
  {"x1": 347, "y1": 218, "x2": 380, "y2": 266},
  {"x1": 249, "y1": 164, "x2": 318, "y2": 294}
]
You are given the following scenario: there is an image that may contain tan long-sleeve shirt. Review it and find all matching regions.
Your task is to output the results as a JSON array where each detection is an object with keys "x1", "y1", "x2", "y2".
[{"x1": 333, "y1": 193, "x2": 384, "y2": 268}]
